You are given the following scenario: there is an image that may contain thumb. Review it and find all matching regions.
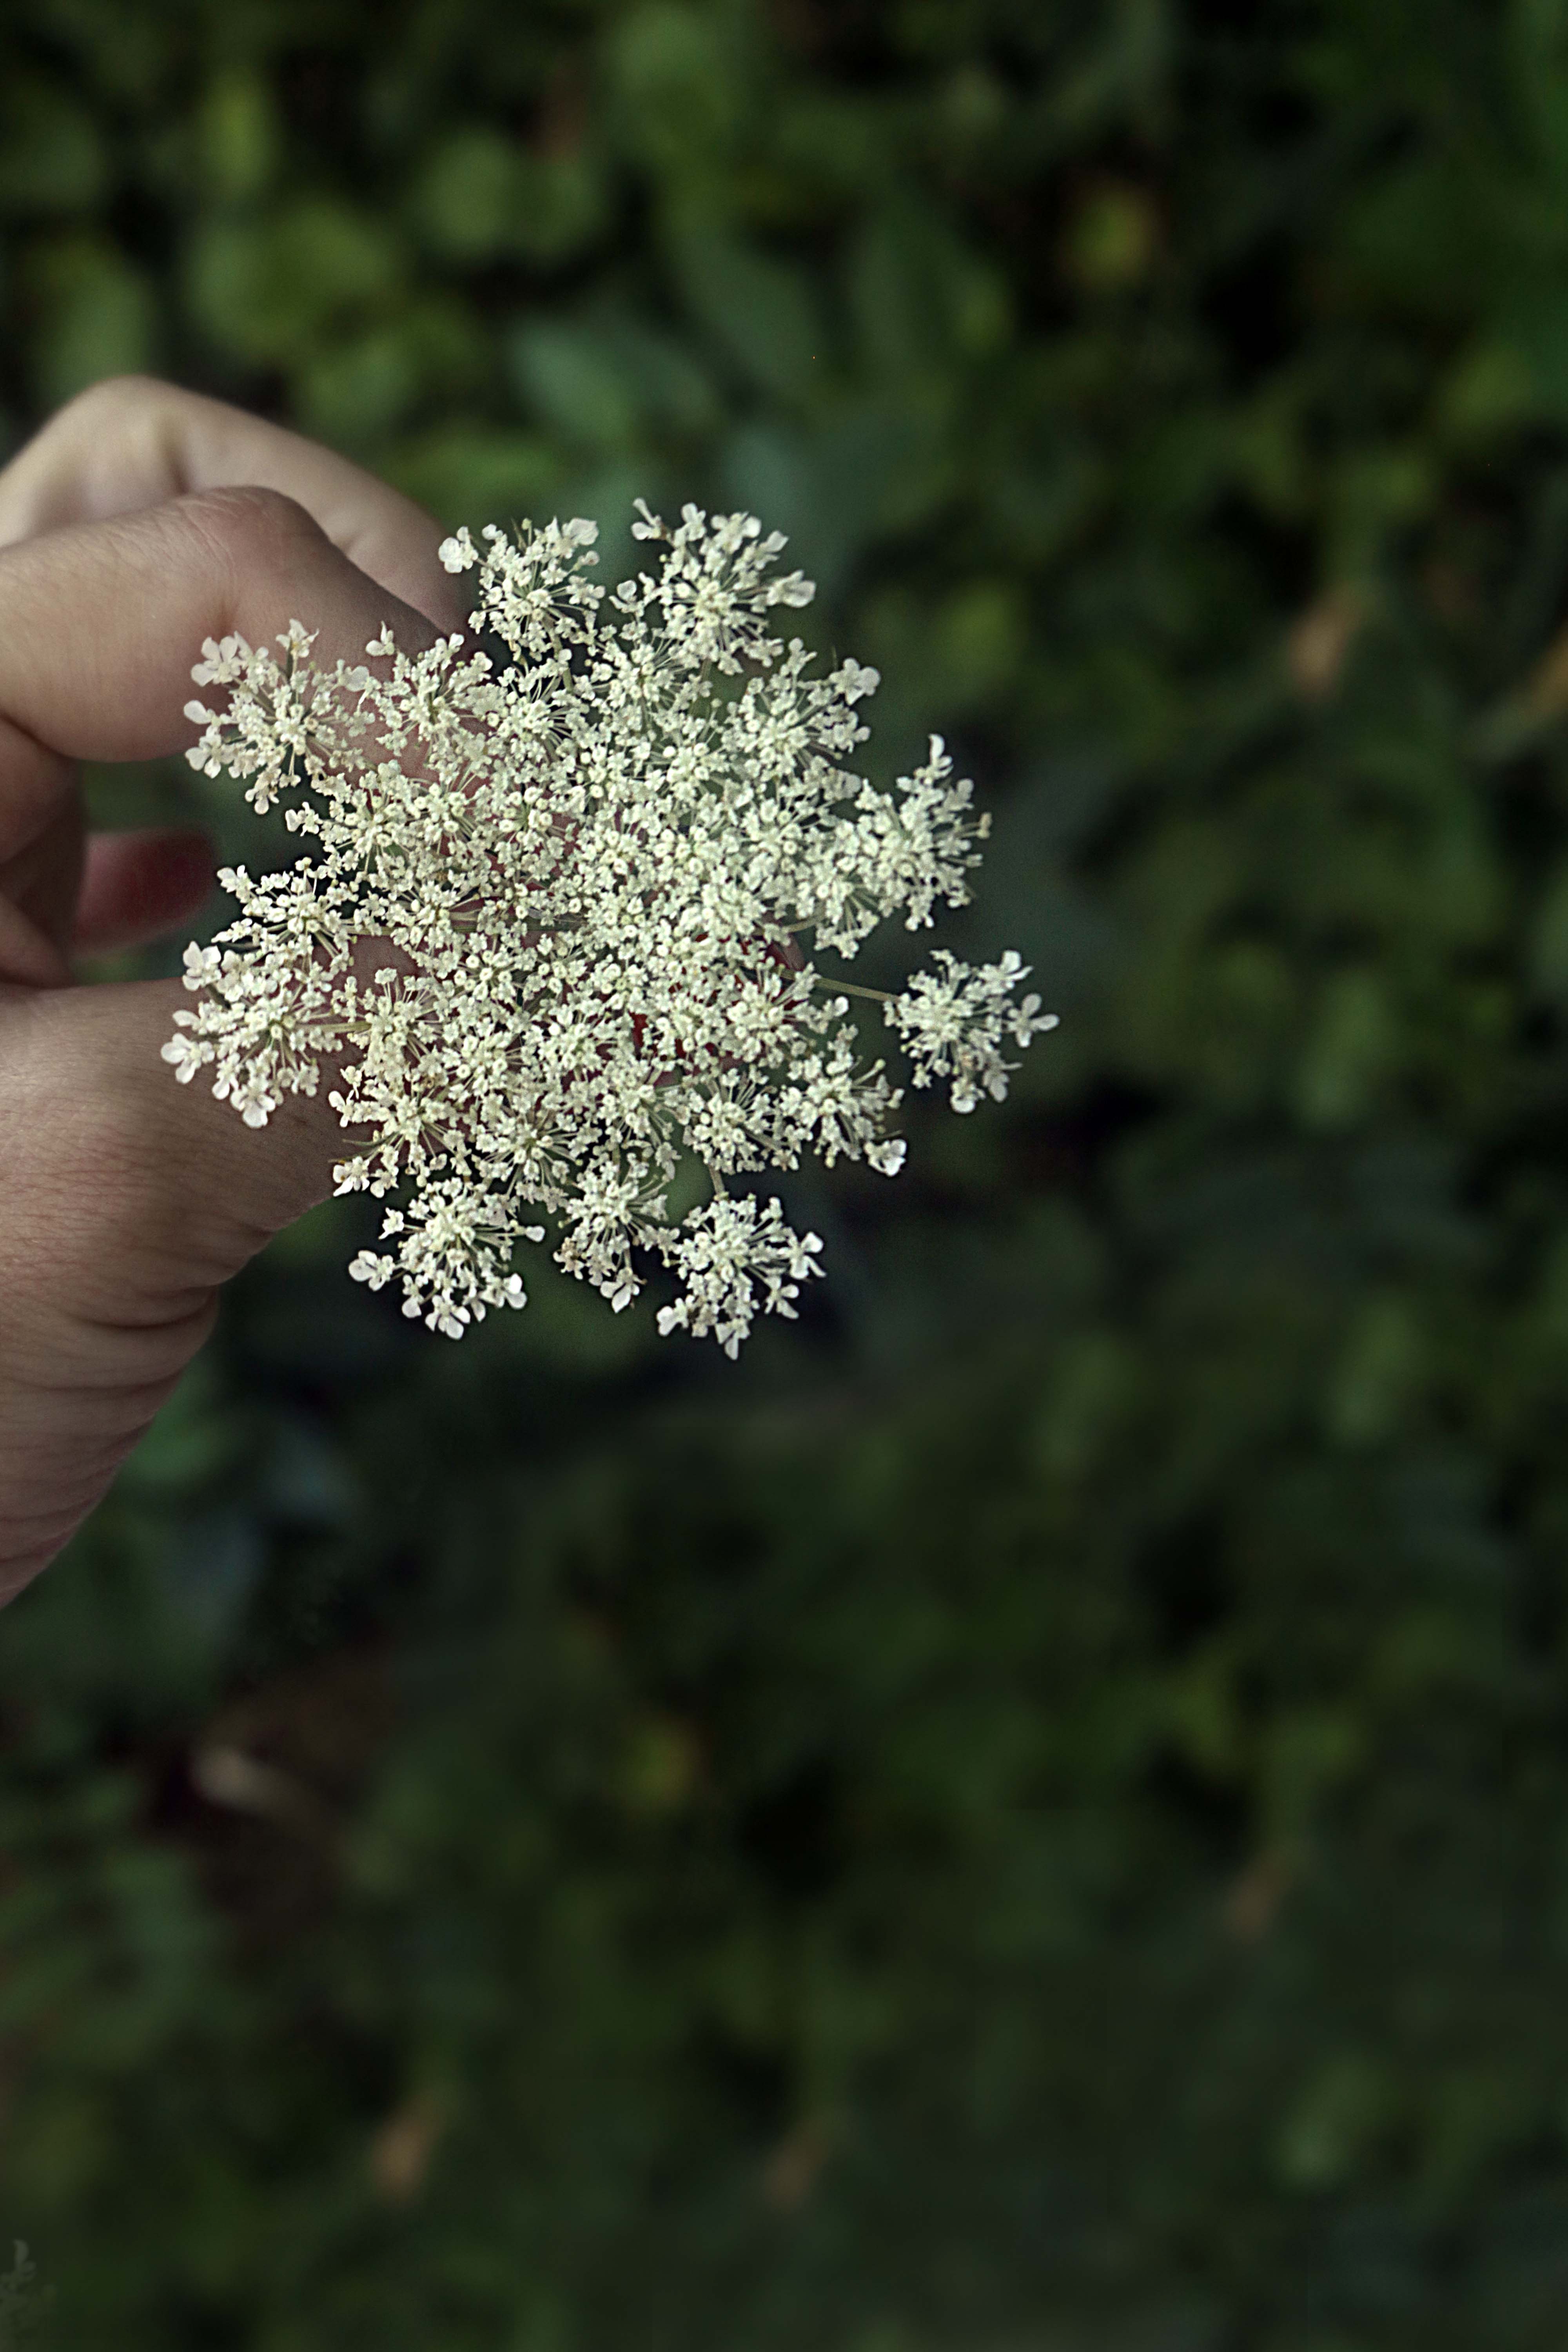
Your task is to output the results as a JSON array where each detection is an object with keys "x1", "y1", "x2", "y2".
[
  {"x1": 0, "y1": 481, "x2": 446, "y2": 1289},
  {"x1": 4, "y1": 978, "x2": 351, "y2": 1324},
  {"x1": 0, "y1": 976, "x2": 357, "y2": 1597}
]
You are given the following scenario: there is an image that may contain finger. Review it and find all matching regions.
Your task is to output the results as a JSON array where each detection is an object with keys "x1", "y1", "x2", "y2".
[
  {"x1": 0, "y1": 489, "x2": 441, "y2": 1293},
  {"x1": 0, "y1": 483, "x2": 438, "y2": 764},
  {"x1": 73, "y1": 826, "x2": 214, "y2": 956},
  {"x1": 0, "y1": 376, "x2": 468, "y2": 633},
  {"x1": 0, "y1": 895, "x2": 73, "y2": 988},
  {"x1": 1, "y1": 976, "x2": 354, "y2": 1330},
  {"x1": 0, "y1": 717, "x2": 79, "y2": 977},
  {"x1": 0, "y1": 973, "x2": 347, "y2": 1597}
]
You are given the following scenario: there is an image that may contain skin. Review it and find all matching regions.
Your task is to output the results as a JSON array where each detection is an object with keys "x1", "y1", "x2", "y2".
[{"x1": 0, "y1": 375, "x2": 470, "y2": 1604}]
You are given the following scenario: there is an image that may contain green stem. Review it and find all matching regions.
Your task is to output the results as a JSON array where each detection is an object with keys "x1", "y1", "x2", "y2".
[{"x1": 814, "y1": 977, "x2": 893, "y2": 1004}]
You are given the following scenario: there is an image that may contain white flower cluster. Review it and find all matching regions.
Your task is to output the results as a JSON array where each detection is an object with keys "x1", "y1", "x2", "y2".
[{"x1": 164, "y1": 501, "x2": 1055, "y2": 1350}]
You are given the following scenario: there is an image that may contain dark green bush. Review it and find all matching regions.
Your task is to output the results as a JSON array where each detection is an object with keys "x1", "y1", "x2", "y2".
[{"x1": 6, "y1": 2, "x2": 1568, "y2": 2344}]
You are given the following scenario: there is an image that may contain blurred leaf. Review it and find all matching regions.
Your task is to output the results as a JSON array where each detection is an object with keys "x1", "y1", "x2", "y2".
[
  {"x1": 296, "y1": 325, "x2": 423, "y2": 445},
  {"x1": 1324, "y1": 1293, "x2": 1427, "y2": 1447},
  {"x1": 608, "y1": 2, "x2": 746, "y2": 176},
  {"x1": 185, "y1": 200, "x2": 401, "y2": 366},
  {"x1": 411, "y1": 125, "x2": 530, "y2": 265},
  {"x1": 672, "y1": 223, "x2": 830, "y2": 404},
  {"x1": 384, "y1": 425, "x2": 560, "y2": 525},
  {"x1": 0, "y1": 78, "x2": 108, "y2": 214},
  {"x1": 1276, "y1": 2053, "x2": 1398, "y2": 2193},
  {"x1": 508, "y1": 317, "x2": 641, "y2": 450},
  {"x1": 24, "y1": 238, "x2": 156, "y2": 408},
  {"x1": 1295, "y1": 969, "x2": 1401, "y2": 1130},
  {"x1": 194, "y1": 66, "x2": 278, "y2": 206}
]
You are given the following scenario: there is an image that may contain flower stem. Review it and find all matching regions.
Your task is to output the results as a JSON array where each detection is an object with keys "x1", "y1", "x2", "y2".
[{"x1": 815, "y1": 977, "x2": 892, "y2": 1004}]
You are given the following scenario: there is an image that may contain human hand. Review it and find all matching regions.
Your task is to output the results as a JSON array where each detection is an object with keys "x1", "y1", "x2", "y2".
[{"x1": 0, "y1": 375, "x2": 467, "y2": 1604}]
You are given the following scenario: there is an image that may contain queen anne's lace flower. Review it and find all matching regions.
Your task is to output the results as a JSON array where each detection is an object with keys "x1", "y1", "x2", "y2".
[{"x1": 163, "y1": 501, "x2": 1056, "y2": 1351}]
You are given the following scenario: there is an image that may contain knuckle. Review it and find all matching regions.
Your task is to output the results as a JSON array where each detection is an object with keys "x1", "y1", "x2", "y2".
[
  {"x1": 47, "y1": 373, "x2": 160, "y2": 436},
  {"x1": 171, "y1": 483, "x2": 327, "y2": 589},
  {"x1": 69, "y1": 370, "x2": 162, "y2": 414}
]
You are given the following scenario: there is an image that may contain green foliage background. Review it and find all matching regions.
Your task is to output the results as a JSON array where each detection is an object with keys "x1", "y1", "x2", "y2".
[{"x1": 5, "y1": 0, "x2": 1568, "y2": 2343}]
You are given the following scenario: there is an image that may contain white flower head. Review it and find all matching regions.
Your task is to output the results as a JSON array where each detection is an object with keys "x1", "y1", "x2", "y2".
[{"x1": 167, "y1": 503, "x2": 1054, "y2": 1346}]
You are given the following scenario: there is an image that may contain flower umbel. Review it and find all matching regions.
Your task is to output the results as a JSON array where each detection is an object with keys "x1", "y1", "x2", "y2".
[{"x1": 164, "y1": 502, "x2": 1056, "y2": 1350}]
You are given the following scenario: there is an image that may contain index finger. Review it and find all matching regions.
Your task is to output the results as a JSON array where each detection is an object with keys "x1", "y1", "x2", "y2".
[
  {"x1": 0, "y1": 484, "x2": 439, "y2": 769},
  {"x1": 0, "y1": 376, "x2": 467, "y2": 633}
]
